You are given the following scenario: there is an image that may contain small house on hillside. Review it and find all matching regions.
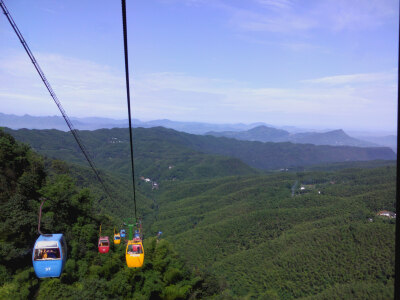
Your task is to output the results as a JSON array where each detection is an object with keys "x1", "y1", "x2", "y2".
[
  {"x1": 377, "y1": 210, "x2": 396, "y2": 218},
  {"x1": 152, "y1": 182, "x2": 159, "y2": 190},
  {"x1": 298, "y1": 186, "x2": 308, "y2": 194}
]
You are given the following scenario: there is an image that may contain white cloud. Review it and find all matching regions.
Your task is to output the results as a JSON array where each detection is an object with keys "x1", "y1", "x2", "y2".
[
  {"x1": 0, "y1": 53, "x2": 396, "y2": 131},
  {"x1": 227, "y1": 5, "x2": 315, "y2": 34},
  {"x1": 302, "y1": 72, "x2": 396, "y2": 85},
  {"x1": 255, "y1": 0, "x2": 293, "y2": 10},
  {"x1": 208, "y1": 0, "x2": 398, "y2": 34},
  {"x1": 132, "y1": 70, "x2": 397, "y2": 130},
  {"x1": 316, "y1": 0, "x2": 398, "y2": 32},
  {"x1": 0, "y1": 53, "x2": 127, "y2": 117}
]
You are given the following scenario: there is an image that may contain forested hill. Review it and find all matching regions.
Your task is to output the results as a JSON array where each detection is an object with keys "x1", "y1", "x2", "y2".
[
  {"x1": 1, "y1": 127, "x2": 396, "y2": 299},
  {"x1": 0, "y1": 130, "x2": 217, "y2": 299},
  {"x1": 149, "y1": 165, "x2": 396, "y2": 299},
  {"x1": 4, "y1": 127, "x2": 258, "y2": 181},
  {"x1": 5, "y1": 127, "x2": 395, "y2": 175}
]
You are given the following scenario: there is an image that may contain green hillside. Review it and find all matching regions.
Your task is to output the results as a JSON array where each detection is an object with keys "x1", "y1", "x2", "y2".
[
  {"x1": 4, "y1": 127, "x2": 395, "y2": 177},
  {"x1": 1, "y1": 128, "x2": 396, "y2": 299},
  {"x1": 5, "y1": 128, "x2": 258, "y2": 181},
  {"x1": 52, "y1": 160, "x2": 153, "y2": 221},
  {"x1": 0, "y1": 130, "x2": 216, "y2": 299},
  {"x1": 148, "y1": 166, "x2": 395, "y2": 299}
]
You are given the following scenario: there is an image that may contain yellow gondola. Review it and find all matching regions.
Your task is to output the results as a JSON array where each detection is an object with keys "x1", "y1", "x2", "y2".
[
  {"x1": 125, "y1": 239, "x2": 144, "y2": 268},
  {"x1": 114, "y1": 228, "x2": 121, "y2": 245}
]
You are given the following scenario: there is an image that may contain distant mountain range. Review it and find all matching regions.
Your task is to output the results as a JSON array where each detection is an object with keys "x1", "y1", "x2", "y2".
[
  {"x1": 0, "y1": 113, "x2": 396, "y2": 150},
  {"x1": 0, "y1": 113, "x2": 270, "y2": 134},
  {"x1": 0, "y1": 113, "x2": 128, "y2": 131},
  {"x1": 353, "y1": 135, "x2": 397, "y2": 152},
  {"x1": 206, "y1": 125, "x2": 378, "y2": 148}
]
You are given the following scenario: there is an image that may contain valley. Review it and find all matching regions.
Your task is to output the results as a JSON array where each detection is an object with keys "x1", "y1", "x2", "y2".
[{"x1": 0, "y1": 126, "x2": 395, "y2": 299}]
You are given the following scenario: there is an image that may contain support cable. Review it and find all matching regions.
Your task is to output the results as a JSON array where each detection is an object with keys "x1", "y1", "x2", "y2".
[
  {"x1": 0, "y1": 0, "x2": 113, "y2": 202},
  {"x1": 121, "y1": 0, "x2": 137, "y2": 219},
  {"x1": 394, "y1": 0, "x2": 400, "y2": 296},
  {"x1": 37, "y1": 198, "x2": 47, "y2": 236}
]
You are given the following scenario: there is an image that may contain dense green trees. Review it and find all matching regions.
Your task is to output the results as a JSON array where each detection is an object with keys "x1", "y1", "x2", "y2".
[
  {"x1": 0, "y1": 128, "x2": 396, "y2": 299},
  {"x1": 5, "y1": 127, "x2": 394, "y2": 179},
  {"x1": 0, "y1": 130, "x2": 215, "y2": 299},
  {"x1": 149, "y1": 166, "x2": 395, "y2": 299},
  {"x1": 0, "y1": 130, "x2": 46, "y2": 272},
  {"x1": 5, "y1": 127, "x2": 258, "y2": 182}
]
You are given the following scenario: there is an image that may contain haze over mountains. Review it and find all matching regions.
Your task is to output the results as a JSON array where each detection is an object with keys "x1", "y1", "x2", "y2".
[
  {"x1": 0, "y1": 113, "x2": 267, "y2": 133},
  {"x1": 0, "y1": 112, "x2": 396, "y2": 151},
  {"x1": 206, "y1": 126, "x2": 378, "y2": 147}
]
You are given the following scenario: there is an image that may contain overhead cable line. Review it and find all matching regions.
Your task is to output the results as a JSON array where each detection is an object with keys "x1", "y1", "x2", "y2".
[
  {"x1": 395, "y1": 0, "x2": 400, "y2": 296},
  {"x1": 0, "y1": 0, "x2": 113, "y2": 201},
  {"x1": 121, "y1": 0, "x2": 137, "y2": 219}
]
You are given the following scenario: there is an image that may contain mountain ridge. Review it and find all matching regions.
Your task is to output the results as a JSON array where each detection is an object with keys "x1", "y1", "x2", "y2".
[
  {"x1": 207, "y1": 125, "x2": 379, "y2": 147},
  {"x1": 4, "y1": 127, "x2": 395, "y2": 175},
  {"x1": 1, "y1": 113, "x2": 394, "y2": 149},
  {"x1": 0, "y1": 112, "x2": 270, "y2": 134}
]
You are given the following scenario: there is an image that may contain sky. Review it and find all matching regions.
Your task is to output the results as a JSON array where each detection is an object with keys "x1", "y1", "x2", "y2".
[{"x1": 0, "y1": 0, "x2": 398, "y2": 133}]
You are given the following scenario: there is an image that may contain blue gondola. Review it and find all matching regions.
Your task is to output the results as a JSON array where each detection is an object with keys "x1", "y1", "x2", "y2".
[
  {"x1": 133, "y1": 230, "x2": 141, "y2": 239},
  {"x1": 32, "y1": 234, "x2": 67, "y2": 278},
  {"x1": 120, "y1": 229, "x2": 126, "y2": 238}
]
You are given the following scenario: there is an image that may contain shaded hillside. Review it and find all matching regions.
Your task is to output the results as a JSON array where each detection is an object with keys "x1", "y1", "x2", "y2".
[
  {"x1": 4, "y1": 127, "x2": 258, "y2": 181},
  {"x1": 5, "y1": 127, "x2": 395, "y2": 175},
  {"x1": 207, "y1": 126, "x2": 378, "y2": 147},
  {"x1": 356, "y1": 134, "x2": 397, "y2": 152},
  {"x1": 207, "y1": 125, "x2": 289, "y2": 142},
  {"x1": 149, "y1": 165, "x2": 395, "y2": 299},
  {"x1": 288, "y1": 129, "x2": 377, "y2": 147},
  {"x1": 130, "y1": 127, "x2": 394, "y2": 170},
  {"x1": 299, "y1": 159, "x2": 396, "y2": 172}
]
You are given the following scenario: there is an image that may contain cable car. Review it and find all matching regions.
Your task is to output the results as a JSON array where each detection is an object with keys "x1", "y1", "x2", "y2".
[
  {"x1": 126, "y1": 239, "x2": 144, "y2": 268},
  {"x1": 120, "y1": 229, "x2": 126, "y2": 238},
  {"x1": 32, "y1": 234, "x2": 67, "y2": 278},
  {"x1": 114, "y1": 233, "x2": 121, "y2": 245},
  {"x1": 98, "y1": 236, "x2": 110, "y2": 253}
]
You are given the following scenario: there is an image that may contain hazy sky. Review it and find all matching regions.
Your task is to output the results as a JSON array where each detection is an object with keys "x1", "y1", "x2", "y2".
[{"x1": 0, "y1": 0, "x2": 398, "y2": 132}]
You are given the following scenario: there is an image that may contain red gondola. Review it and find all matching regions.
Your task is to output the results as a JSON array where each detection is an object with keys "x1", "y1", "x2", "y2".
[
  {"x1": 98, "y1": 236, "x2": 110, "y2": 253},
  {"x1": 98, "y1": 225, "x2": 110, "y2": 253}
]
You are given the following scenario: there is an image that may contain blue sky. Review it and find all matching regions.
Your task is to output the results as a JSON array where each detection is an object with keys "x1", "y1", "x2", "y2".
[{"x1": 0, "y1": 0, "x2": 398, "y2": 132}]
